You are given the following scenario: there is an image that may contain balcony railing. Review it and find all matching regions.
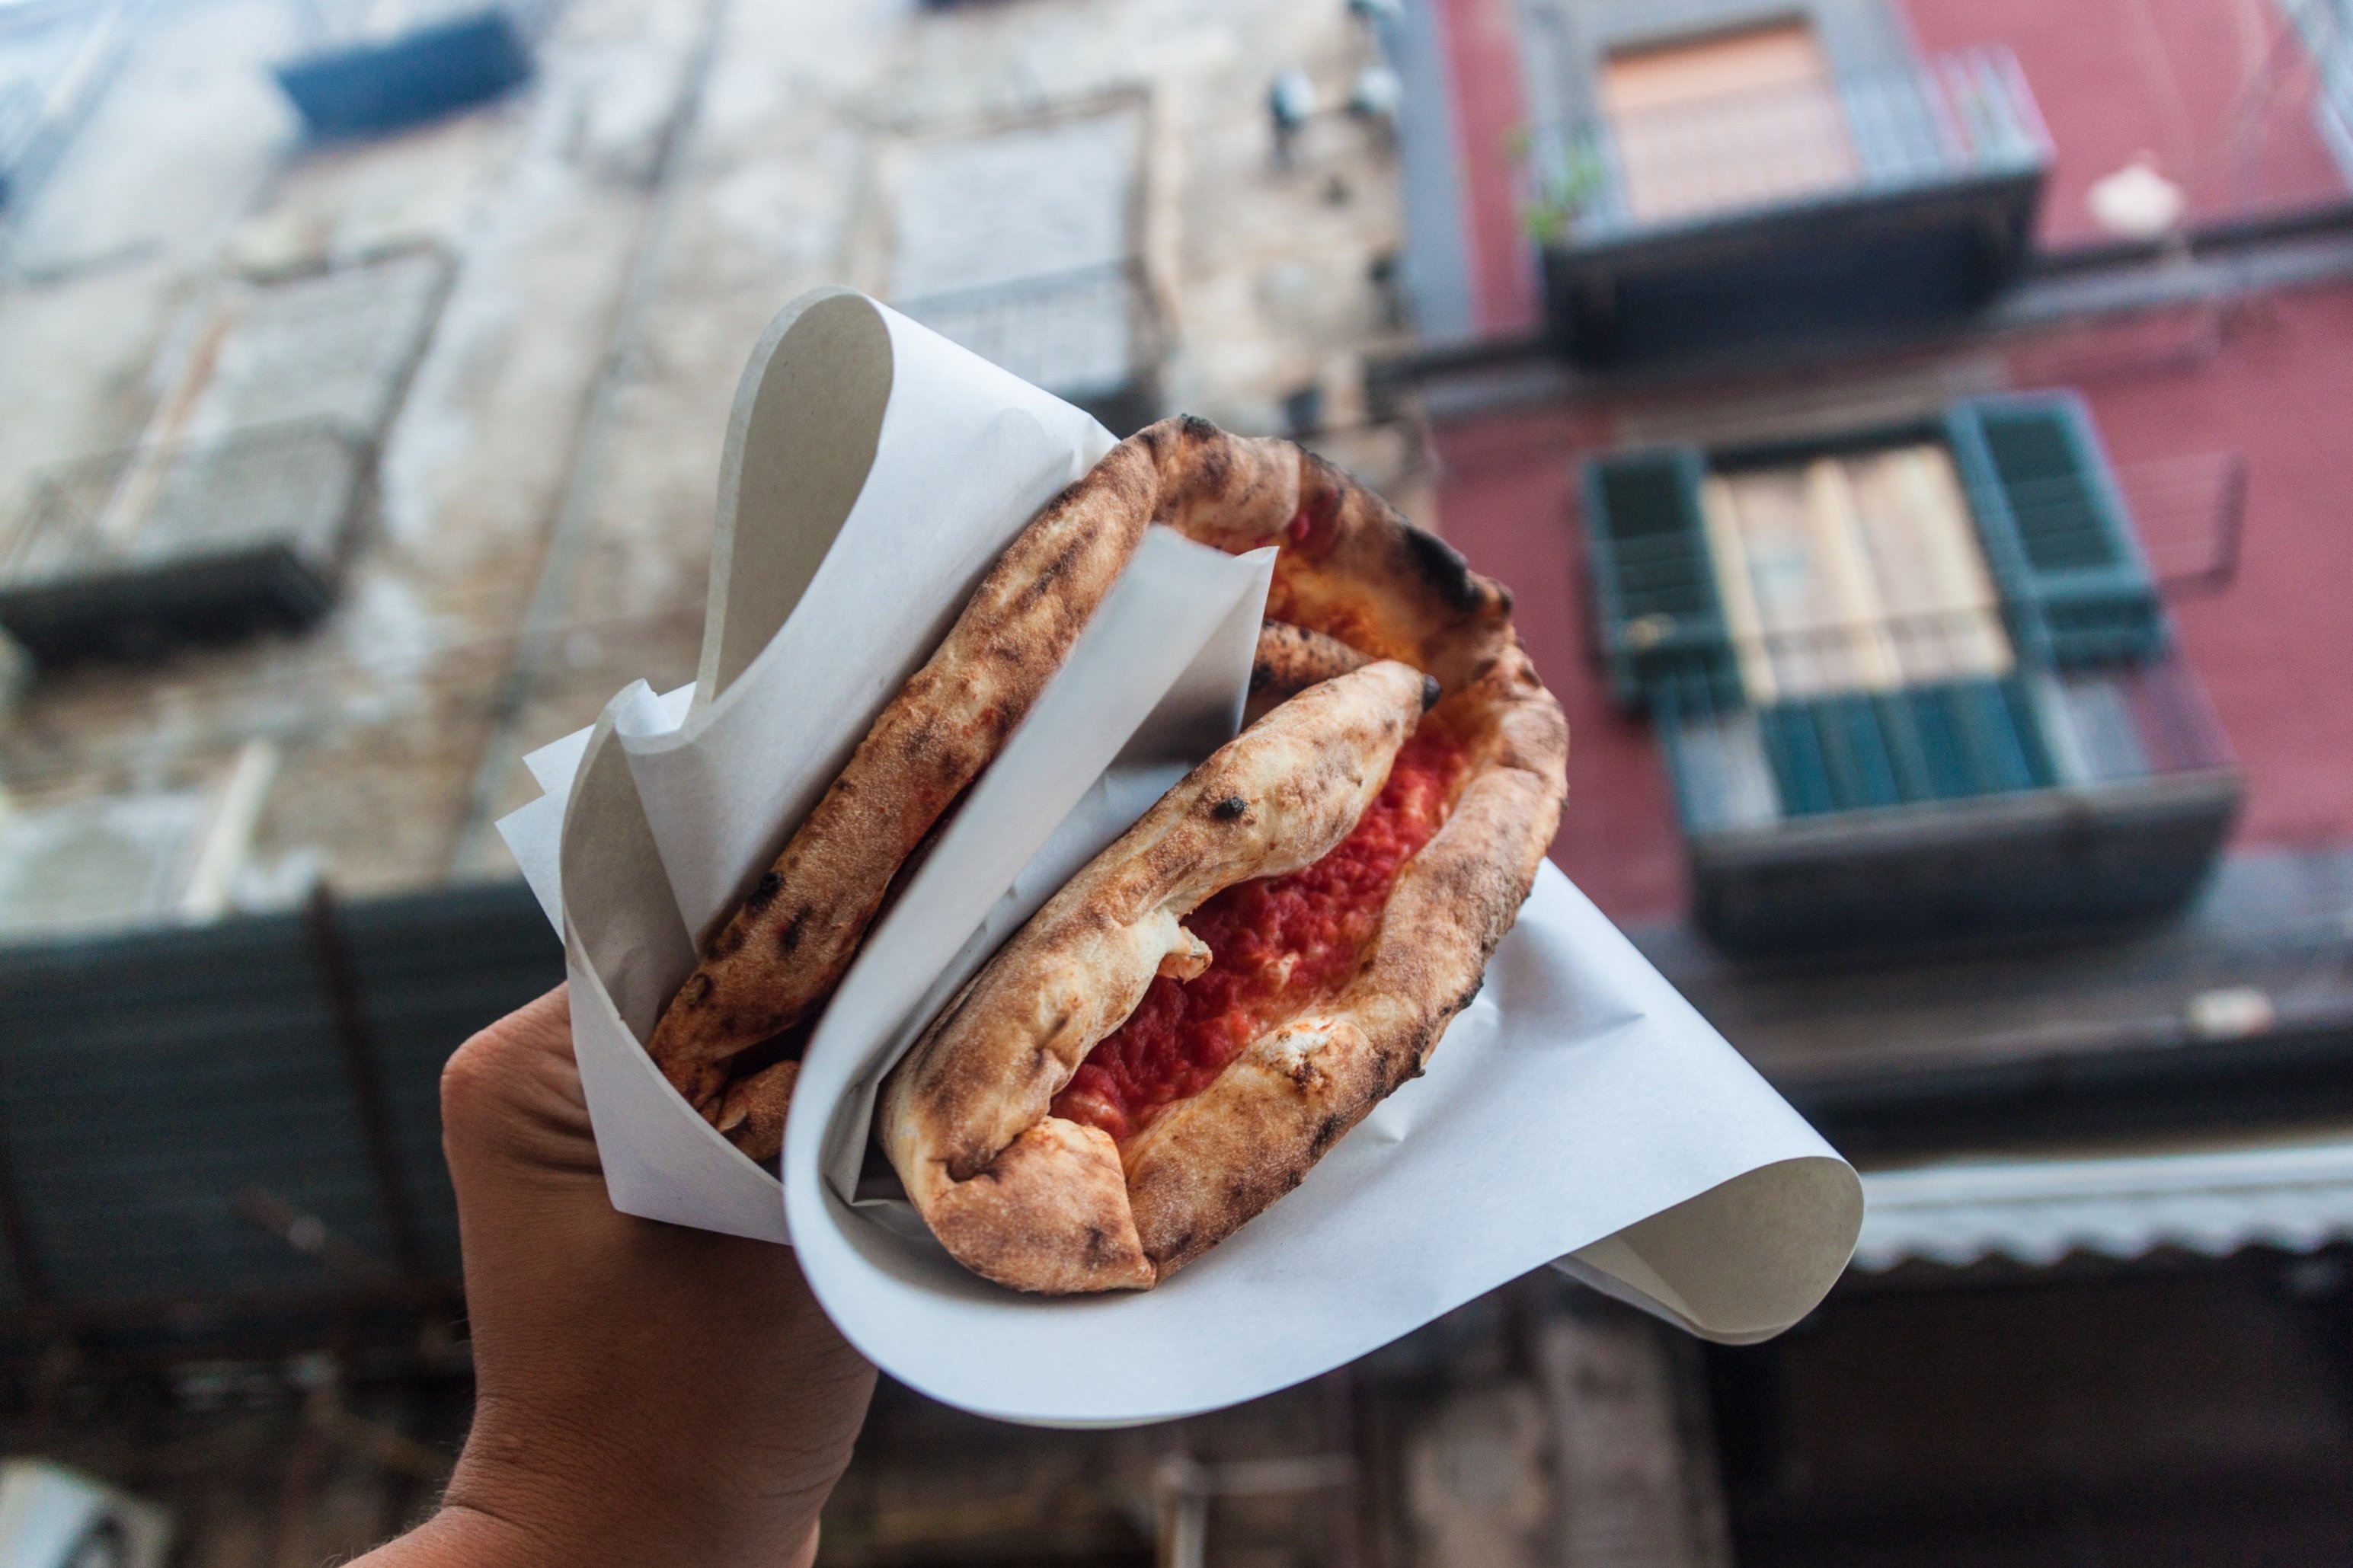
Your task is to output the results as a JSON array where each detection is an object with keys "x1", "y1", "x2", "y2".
[
  {"x1": 1642, "y1": 609, "x2": 2239, "y2": 952},
  {"x1": 1525, "y1": 47, "x2": 2049, "y2": 247},
  {"x1": 0, "y1": 420, "x2": 372, "y2": 662},
  {"x1": 893, "y1": 260, "x2": 1161, "y2": 435},
  {"x1": 1650, "y1": 619, "x2": 2233, "y2": 835}
]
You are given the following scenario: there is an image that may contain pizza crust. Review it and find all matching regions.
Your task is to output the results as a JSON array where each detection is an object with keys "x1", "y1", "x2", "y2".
[
  {"x1": 881, "y1": 660, "x2": 1434, "y2": 1289},
  {"x1": 884, "y1": 659, "x2": 1429, "y2": 1156},
  {"x1": 880, "y1": 422, "x2": 1568, "y2": 1292},
  {"x1": 1246, "y1": 620, "x2": 1370, "y2": 724},
  {"x1": 1122, "y1": 667, "x2": 1564, "y2": 1271},
  {"x1": 647, "y1": 418, "x2": 1300, "y2": 1154}
]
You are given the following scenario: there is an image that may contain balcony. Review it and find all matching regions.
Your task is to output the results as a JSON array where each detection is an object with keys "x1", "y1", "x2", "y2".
[
  {"x1": 0, "y1": 420, "x2": 372, "y2": 663},
  {"x1": 1654, "y1": 636, "x2": 2240, "y2": 954},
  {"x1": 1581, "y1": 394, "x2": 2243, "y2": 953},
  {"x1": 1525, "y1": 48, "x2": 2050, "y2": 366},
  {"x1": 893, "y1": 260, "x2": 1162, "y2": 436},
  {"x1": 0, "y1": 251, "x2": 446, "y2": 664}
]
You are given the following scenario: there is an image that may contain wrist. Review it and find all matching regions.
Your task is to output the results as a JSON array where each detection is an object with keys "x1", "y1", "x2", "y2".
[
  {"x1": 355, "y1": 1505, "x2": 545, "y2": 1568},
  {"x1": 427, "y1": 1391, "x2": 826, "y2": 1568},
  {"x1": 374, "y1": 1506, "x2": 820, "y2": 1568}
]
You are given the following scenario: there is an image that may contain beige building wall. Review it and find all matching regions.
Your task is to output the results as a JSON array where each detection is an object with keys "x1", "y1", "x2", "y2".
[{"x1": 0, "y1": 0, "x2": 1409, "y2": 928}]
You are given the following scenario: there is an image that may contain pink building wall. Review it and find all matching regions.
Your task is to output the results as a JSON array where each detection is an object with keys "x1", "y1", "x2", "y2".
[
  {"x1": 1435, "y1": 295, "x2": 2353, "y2": 924},
  {"x1": 1902, "y1": 0, "x2": 2348, "y2": 247},
  {"x1": 1420, "y1": 0, "x2": 2353, "y2": 925},
  {"x1": 1434, "y1": 0, "x2": 1543, "y2": 335}
]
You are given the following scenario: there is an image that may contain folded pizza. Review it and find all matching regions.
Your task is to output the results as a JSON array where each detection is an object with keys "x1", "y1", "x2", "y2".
[
  {"x1": 881, "y1": 428, "x2": 1569, "y2": 1292},
  {"x1": 646, "y1": 417, "x2": 1300, "y2": 1159}
]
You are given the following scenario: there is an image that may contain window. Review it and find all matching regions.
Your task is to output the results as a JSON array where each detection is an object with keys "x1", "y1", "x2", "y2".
[
  {"x1": 1699, "y1": 442, "x2": 2010, "y2": 704},
  {"x1": 1599, "y1": 20, "x2": 1855, "y2": 224},
  {"x1": 883, "y1": 104, "x2": 1156, "y2": 432},
  {"x1": 189, "y1": 247, "x2": 452, "y2": 439},
  {"x1": 0, "y1": 0, "x2": 127, "y2": 213},
  {"x1": 0, "y1": 251, "x2": 450, "y2": 663},
  {"x1": 1527, "y1": 23, "x2": 2048, "y2": 367},
  {"x1": 1581, "y1": 394, "x2": 2234, "y2": 950}
]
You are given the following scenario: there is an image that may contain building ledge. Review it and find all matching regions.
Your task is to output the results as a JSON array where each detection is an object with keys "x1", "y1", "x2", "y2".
[
  {"x1": 1630, "y1": 846, "x2": 2353, "y2": 1161},
  {"x1": 1369, "y1": 203, "x2": 2353, "y2": 423}
]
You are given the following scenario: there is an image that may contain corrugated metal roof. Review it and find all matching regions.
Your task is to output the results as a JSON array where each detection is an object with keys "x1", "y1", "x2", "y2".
[
  {"x1": 1854, "y1": 1135, "x2": 2353, "y2": 1272},
  {"x1": 0, "y1": 880, "x2": 558, "y2": 1318}
]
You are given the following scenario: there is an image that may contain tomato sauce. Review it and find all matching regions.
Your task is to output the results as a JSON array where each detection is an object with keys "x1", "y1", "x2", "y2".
[{"x1": 1051, "y1": 728, "x2": 1469, "y2": 1145}]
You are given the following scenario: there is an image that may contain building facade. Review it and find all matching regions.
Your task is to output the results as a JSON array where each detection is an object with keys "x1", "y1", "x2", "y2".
[
  {"x1": 1383, "y1": 0, "x2": 2353, "y2": 1560},
  {"x1": 0, "y1": 3, "x2": 1435, "y2": 1564},
  {"x1": 5, "y1": 0, "x2": 2353, "y2": 1563}
]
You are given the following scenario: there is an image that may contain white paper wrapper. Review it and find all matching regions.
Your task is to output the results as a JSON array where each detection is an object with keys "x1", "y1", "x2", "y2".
[{"x1": 498, "y1": 288, "x2": 1862, "y2": 1428}]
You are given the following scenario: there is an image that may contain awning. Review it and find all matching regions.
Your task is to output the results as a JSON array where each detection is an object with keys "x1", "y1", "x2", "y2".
[{"x1": 1853, "y1": 1136, "x2": 2353, "y2": 1272}]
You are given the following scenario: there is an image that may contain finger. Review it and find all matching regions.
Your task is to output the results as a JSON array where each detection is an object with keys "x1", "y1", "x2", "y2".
[{"x1": 443, "y1": 984, "x2": 601, "y2": 1180}]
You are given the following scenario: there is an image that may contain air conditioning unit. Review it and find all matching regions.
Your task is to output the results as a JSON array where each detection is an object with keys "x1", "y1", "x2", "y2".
[{"x1": 0, "y1": 1461, "x2": 171, "y2": 1568}]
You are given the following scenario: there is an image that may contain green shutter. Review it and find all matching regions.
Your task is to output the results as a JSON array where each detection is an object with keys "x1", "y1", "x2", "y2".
[
  {"x1": 1750, "y1": 678, "x2": 2056, "y2": 819},
  {"x1": 1946, "y1": 393, "x2": 2166, "y2": 666},
  {"x1": 1578, "y1": 445, "x2": 1737, "y2": 708}
]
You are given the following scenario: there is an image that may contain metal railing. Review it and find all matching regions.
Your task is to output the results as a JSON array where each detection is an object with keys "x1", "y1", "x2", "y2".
[
  {"x1": 1646, "y1": 611, "x2": 2233, "y2": 836},
  {"x1": 1601, "y1": 446, "x2": 2246, "y2": 688},
  {"x1": 2, "y1": 420, "x2": 372, "y2": 586},
  {"x1": 892, "y1": 259, "x2": 1159, "y2": 407},
  {"x1": 2111, "y1": 451, "x2": 2248, "y2": 596},
  {"x1": 1523, "y1": 47, "x2": 2049, "y2": 245}
]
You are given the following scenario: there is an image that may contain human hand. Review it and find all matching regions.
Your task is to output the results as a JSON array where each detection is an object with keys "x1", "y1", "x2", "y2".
[{"x1": 360, "y1": 986, "x2": 875, "y2": 1568}]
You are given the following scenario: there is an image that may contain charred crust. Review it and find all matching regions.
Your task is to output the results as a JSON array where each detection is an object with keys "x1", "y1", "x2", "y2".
[
  {"x1": 1399, "y1": 525, "x2": 1488, "y2": 614},
  {"x1": 1194, "y1": 437, "x2": 1232, "y2": 496},
  {"x1": 1299, "y1": 449, "x2": 1348, "y2": 503},
  {"x1": 1012, "y1": 534, "x2": 1084, "y2": 609},
  {"x1": 871, "y1": 417, "x2": 1568, "y2": 1295},
  {"x1": 774, "y1": 912, "x2": 806, "y2": 955},
  {"x1": 1309, "y1": 1113, "x2": 1347, "y2": 1155},
  {"x1": 743, "y1": 870, "x2": 783, "y2": 912}
]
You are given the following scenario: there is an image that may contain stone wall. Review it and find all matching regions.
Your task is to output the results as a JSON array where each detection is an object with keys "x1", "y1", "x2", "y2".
[{"x1": 0, "y1": 0, "x2": 1413, "y2": 925}]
